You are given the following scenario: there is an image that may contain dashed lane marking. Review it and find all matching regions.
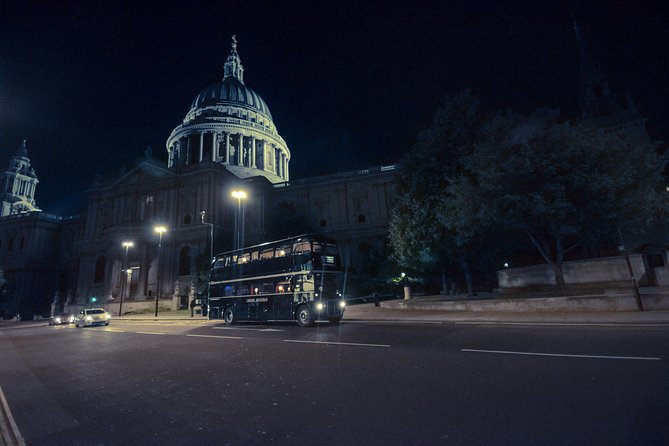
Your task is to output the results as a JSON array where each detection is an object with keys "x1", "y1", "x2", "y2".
[
  {"x1": 455, "y1": 321, "x2": 669, "y2": 327},
  {"x1": 462, "y1": 348, "x2": 661, "y2": 361},
  {"x1": 186, "y1": 334, "x2": 244, "y2": 340},
  {"x1": 283, "y1": 339, "x2": 391, "y2": 348},
  {"x1": 136, "y1": 331, "x2": 166, "y2": 335},
  {"x1": 212, "y1": 327, "x2": 284, "y2": 332}
]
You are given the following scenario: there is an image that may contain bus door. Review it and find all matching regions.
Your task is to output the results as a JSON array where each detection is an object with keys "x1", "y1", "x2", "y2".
[
  {"x1": 274, "y1": 279, "x2": 294, "y2": 319},
  {"x1": 235, "y1": 285, "x2": 256, "y2": 320},
  {"x1": 253, "y1": 282, "x2": 274, "y2": 321}
]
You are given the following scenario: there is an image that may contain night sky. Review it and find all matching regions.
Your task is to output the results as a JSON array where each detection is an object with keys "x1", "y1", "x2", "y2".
[{"x1": 1, "y1": 1, "x2": 668, "y2": 214}]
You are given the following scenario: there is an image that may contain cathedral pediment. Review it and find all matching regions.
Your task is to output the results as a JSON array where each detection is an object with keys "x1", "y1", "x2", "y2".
[{"x1": 109, "y1": 160, "x2": 174, "y2": 188}]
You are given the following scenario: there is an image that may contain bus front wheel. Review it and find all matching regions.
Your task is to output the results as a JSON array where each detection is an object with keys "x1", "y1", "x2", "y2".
[
  {"x1": 296, "y1": 305, "x2": 315, "y2": 327},
  {"x1": 223, "y1": 307, "x2": 235, "y2": 325}
]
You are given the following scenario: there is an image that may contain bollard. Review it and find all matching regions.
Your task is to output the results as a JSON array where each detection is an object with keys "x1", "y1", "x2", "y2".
[{"x1": 403, "y1": 286, "x2": 412, "y2": 300}]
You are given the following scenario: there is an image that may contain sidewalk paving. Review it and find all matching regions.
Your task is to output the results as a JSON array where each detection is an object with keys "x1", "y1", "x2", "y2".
[
  {"x1": 3, "y1": 302, "x2": 669, "y2": 327},
  {"x1": 114, "y1": 303, "x2": 669, "y2": 325},
  {"x1": 347, "y1": 302, "x2": 669, "y2": 324}
]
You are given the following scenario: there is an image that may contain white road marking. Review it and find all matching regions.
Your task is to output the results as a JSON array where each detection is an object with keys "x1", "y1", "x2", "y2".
[
  {"x1": 461, "y1": 348, "x2": 661, "y2": 361},
  {"x1": 102, "y1": 328, "x2": 126, "y2": 332},
  {"x1": 136, "y1": 331, "x2": 166, "y2": 335},
  {"x1": 283, "y1": 339, "x2": 390, "y2": 348},
  {"x1": 186, "y1": 334, "x2": 244, "y2": 340},
  {"x1": 455, "y1": 321, "x2": 669, "y2": 327},
  {"x1": 344, "y1": 320, "x2": 443, "y2": 325},
  {"x1": 212, "y1": 327, "x2": 284, "y2": 332}
]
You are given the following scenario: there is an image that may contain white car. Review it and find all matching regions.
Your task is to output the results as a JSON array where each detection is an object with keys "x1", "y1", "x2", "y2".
[{"x1": 75, "y1": 308, "x2": 111, "y2": 327}]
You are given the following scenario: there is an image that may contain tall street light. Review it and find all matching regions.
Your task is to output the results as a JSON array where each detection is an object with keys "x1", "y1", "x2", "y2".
[
  {"x1": 200, "y1": 211, "x2": 214, "y2": 265},
  {"x1": 231, "y1": 190, "x2": 247, "y2": 251},
  {"x1": 120, "y1": 240, "x2": 134, "y2": 317},
  {"x1": 200, "y1": 211, "x2": 214, "y2": 318},
  {"x1": 153, "y1": 225, "x2": 167, "y2": 318}
]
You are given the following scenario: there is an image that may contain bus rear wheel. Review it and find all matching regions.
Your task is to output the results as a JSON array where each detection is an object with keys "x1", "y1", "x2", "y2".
[
  {"x1": 223, "y1": 307, "x2": 235, "y2": 325},
  {"x1": 296, "y1": 305, "x2": 315, "y2": 327}
]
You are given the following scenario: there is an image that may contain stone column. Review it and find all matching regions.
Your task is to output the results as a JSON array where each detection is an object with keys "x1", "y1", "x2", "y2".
[
  {"x1": 225, "y1": 132, "x2": 230, "y2": 164},
  {"x1": 251, "y1": 136, "x2": 257, "y2": 168},
  {"x1": 238, "y1": 134, "x2": 243, "y2": 166},
  {"x1": 199, "y1": 132, "x2": 204, "y2": 163}
]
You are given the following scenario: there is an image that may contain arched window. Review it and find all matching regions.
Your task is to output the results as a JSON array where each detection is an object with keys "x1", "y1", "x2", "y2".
[
  {"x1": 179, "y1": 246, "x2": 191, "y2": 276},
  {"x1": 94, "y1": 256, "x2": 106, "y2": 283},
  {"x1": 183, "y1": 214, "x2": 192, "y2": 225}
]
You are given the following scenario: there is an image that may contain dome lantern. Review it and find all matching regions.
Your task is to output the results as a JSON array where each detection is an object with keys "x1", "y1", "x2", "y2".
[{"x1": 223, "y1": 35, "x2": 244, "y2": 85}]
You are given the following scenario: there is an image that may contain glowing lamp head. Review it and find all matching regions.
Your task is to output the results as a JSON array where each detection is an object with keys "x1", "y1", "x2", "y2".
[{"x1": 231, "y1": 190, "x2": 248, "y2": 200}]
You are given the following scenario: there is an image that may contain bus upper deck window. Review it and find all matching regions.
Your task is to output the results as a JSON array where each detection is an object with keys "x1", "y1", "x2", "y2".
[{"x1": 293, "y1": 241, "x2": 310, "y2": 253}]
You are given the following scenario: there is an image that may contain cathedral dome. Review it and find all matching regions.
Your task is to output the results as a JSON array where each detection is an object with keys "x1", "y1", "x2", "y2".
[
  {"x1": 190, "y1": 76, "x2": 273, "y2": 122},
  {"x1": 166, "y1": 36, "x2": 290, "y2": 184}
]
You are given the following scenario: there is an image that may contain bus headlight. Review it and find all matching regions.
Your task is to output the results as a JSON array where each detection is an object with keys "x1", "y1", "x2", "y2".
[
  {"x1": 339, "y1": 301, "x2": 346, "y2": 308},
  {"x1": 316, "y1": 303, "x2": 325, "y2": 311}
]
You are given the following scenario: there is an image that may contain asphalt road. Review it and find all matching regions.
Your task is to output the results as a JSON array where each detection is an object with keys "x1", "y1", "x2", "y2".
[{"x1": 1, "y1": 317, "x2": 668, "y2": 445}]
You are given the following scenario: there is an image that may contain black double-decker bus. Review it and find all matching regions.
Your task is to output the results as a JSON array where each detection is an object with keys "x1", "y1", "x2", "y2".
[{"x1": 208, "y1": 234, "x2": 346, "y2": 326}]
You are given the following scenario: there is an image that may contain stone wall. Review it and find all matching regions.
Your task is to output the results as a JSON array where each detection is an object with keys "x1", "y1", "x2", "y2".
[{"x1": 497, "y1": 254, "x2": 648, "y2": 289}]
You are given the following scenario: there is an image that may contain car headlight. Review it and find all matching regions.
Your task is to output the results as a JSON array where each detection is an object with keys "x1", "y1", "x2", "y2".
[
  {"x1": 105, "y1": 313, "x2": 111, "y2": 319},
  {"x1": 339, "y1": 301, "x2": 346, "y2": 308},
  {"x1": 55, "y1": 317, "x2": 62, "y2": 323},
  {"x1": 316, "y1": 303, "x2": 325, "y2": 311},
  {"x1": 68, "y1": 316, "x2": 75, "y2": 323},
  {"x1": 85, "y1": 316, "x2": 93, "y2": 322}
]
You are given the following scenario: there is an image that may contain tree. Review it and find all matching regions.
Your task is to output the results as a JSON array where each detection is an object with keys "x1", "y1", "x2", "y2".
[
  {"x1": 388, "y1": 91, "x2": 487, "y2": 295},
  {"x1": 455, "y1": 111, "x2": 669, "y2": 290}
]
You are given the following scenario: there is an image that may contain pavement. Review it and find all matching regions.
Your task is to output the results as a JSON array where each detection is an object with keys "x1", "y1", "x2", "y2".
[{"x1": 3, "y1": 295, "x2": 669, "y2": 327}]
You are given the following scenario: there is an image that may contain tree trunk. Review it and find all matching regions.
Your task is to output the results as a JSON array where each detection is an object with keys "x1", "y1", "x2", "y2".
[
  {"x1": 460, "y1": 255, "x2": 476, "y2": 297},
  {"x1": 441, "y1": 267, "x2": 449, "y2": 295},
  {"x1": 527, "y1": 231, "x2": 566, "y2": 294},
  {"x1": 552, "y1": 260, "x2": 566, "y2": 293}
]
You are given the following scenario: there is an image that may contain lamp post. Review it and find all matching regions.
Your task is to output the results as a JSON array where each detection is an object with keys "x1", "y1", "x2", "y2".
[
  {"x1": 200, "y1": 211, "x2": 215, "y2": 318},
  {"x1": 119, "y1": 241, "x2": 134, "y2": 317},
  {"x1": 231, "y1": 190, "x2": 247, "y2": 251},
  {"x1": 200, "y1": 211, "x2": 214, "y2": 265},
  {"x1": 153, "y1": 225, "x2": 167, "y2": 318}
]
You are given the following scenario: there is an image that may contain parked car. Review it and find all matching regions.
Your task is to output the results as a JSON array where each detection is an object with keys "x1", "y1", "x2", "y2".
[
  {"x1": 74, "y1": 308, "x2": 111, "y2": 327},
  {"x1": 49, "y1": 313, "x2": 75, "y2": 325}
]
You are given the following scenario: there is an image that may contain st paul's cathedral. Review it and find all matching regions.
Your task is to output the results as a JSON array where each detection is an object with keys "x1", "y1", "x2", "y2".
[{"x1": 0, "y1": 36, "x2": 398, "y2": 316}]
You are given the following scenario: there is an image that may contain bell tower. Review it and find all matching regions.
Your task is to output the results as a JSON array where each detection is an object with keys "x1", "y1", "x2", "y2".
[{"x1": 1, "y1": 139, "x2": 41, "y2": 217}]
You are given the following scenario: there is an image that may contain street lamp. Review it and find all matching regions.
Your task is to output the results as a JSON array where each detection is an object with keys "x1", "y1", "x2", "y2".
[
  {"x1": 119, "y1": 241, "x2": 134, "y2": 317},
  {"x1": 200, "y1": 211, "x2": 214, "y2": 264},
  {"x1": 200, "y1": 211, "x2": 215, "y2": 318},
  {"x1": 153, "y1": 225, "x2": 167, "y2": 317},
  {"x1": 231, "y1": 189, "x2": 247, "y2": 251}
]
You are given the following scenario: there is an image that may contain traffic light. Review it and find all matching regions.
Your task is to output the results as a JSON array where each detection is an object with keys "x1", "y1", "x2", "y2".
[{"x1": 91, "y1": 297, "x2": 97, "y2": 303}]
